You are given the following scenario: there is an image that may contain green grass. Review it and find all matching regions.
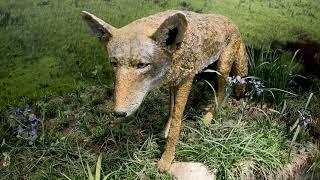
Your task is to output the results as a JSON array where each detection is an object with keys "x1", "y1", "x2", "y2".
[
  {"x1": 1, "y1": 86, "x2": 307, "y2": 179},
  {"x1": 1, "y1": 0, "x2": 320, "y2": 179},
  {"x1": 247, "y1": 48, "x2": 302, "y2": 106},
  {"x1": 1, "y1": 0, "x2": 320, "y2": 109},
  {"x1": 177, "y1": 114, "x2": 289, "y2": 179},
  {"x1": 1, "y1": 57, "x2": 80, "y2": 105},
  {"x1": 1, "y1": 85, "x2": 319, "y2": 179}
]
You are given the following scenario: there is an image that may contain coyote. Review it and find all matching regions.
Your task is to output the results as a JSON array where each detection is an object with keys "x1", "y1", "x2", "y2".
[{"x1": 82, "y1": 10, "x2": 248, "y2": 172}]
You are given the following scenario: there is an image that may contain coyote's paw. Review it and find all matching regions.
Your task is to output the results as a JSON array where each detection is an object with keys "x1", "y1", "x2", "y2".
[
  {"x1": 157, "y1": 157, "x2": 172, "y2": 172},
  {"x1": 203, "y1": 112, "x2": 213, "y2": 125}
]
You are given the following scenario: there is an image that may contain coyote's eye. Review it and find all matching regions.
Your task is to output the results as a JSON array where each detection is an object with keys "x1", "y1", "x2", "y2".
[
  {"x1": 111, "y1": 62, "x2": 118, "y2": 68},
  {"x1": 136, "y1": 63, "x2": 150, "y2": 69}
]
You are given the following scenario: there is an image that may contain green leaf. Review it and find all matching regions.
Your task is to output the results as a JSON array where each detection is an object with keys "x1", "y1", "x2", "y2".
[
  {"x1": 95, "y1": 154, "x2": 102, "y2": 180},
  {"x1": 86, "y1": 162, "x2": 94, "y2": 180},
  {"x1": 289, "y1": 125, "x2": 300, "y2": 158},
  {"x1": 305, "y1": 93, "x2": 314, "y2": 109}
]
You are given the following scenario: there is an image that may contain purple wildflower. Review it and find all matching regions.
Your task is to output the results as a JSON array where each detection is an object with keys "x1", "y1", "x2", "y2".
[
  {"x1": 13, "y1": 107, "x2": 40, "y2": 145},
  {"x1": 298, "y1": 109, "x2": 312, "y2": 128},
  {"x1": 18, "y1": 117, "x2": 26, "y2": 122},
  {"x1": 31, "y1": 128, "x2": 37, "y2": 136},
  {"x1": 28, "y1": 140, "x2": 33, "y2": 145},
  {"x1": 23, "y1": 108, "x2": 32, "y2": 115},
  {"x1": 227, "y1": 76, "x2": 246, "y2": 86},
  {"x1": 249, "y1": 79, "x2": 264, "y2": 96},
  {"x1": 17, "y1": 125, "x2": 25, "y2": 134},
  {"x1": 29, "y1": 115, "x2": 39, "y2": 126},
  {"x1": 227, "y1": 76, "x2": 236, "y2": 85},
  {"x1": 236, "y1": 75, "x2": 246, "y2": 84},
  {"x1": 15, "y1": 108, "x2": 24, "y2": 115}
]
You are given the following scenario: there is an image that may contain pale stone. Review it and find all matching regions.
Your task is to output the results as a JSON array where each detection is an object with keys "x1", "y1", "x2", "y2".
[{"x1": 169, "y1": 162, "x2": 216, "y2": 180}]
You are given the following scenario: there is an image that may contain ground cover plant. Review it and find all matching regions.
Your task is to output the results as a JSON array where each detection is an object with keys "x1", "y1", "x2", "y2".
[
  {"x1": 1, "y1": 0, "x2": 320, "y2": 179},
  {"x1": 1, "y1": 85, "x2": 319, "y2": 179}
]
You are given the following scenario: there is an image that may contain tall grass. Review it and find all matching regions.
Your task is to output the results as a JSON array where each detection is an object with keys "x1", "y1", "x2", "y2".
[{"x1": 247, "y1": 47, "x2": 301, "y2": 106}]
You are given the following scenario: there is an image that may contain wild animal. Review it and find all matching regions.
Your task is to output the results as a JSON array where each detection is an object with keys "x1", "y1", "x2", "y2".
[{"x1": 81, "y1": 10, "x2": 248, "y2": 172}]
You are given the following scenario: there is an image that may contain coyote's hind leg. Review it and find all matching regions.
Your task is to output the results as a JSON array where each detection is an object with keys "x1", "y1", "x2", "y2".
[
  {"x1": 233, "y1": 42, "x2": 248, "y2": 98},
  {"x1": 203, "y1": 36, "x2": 242, "y2": 124}
]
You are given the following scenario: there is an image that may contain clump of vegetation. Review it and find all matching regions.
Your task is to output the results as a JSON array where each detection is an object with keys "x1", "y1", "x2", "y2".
[
  {"x1": 177, "y1": 118, "x2": 288, "y2": 179},
  {"x1": 9, "y1": 108, "x2": 41, "y2": 145},
  {"x1": 248, "y1": 47, "x2": 300, "y2": 106},
  {"x1": 2, "y1": 83, "x2": 318, "y2": 179}
]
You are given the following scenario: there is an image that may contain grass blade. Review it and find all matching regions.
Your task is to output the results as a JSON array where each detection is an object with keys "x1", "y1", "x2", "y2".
[
  {"x1": 61, "y1": 173, "x2": 72, "y2": 180},
  {"x1": 86, "y1": 163, "x2": 94, "y2": 180},
  {"x1": 289, "y1": 125, "x2": 300, "y2": 159},
  {"x1": 305, "y1": 93, "x2": 314, "y2": 109},
  {"x1": 95, "y1": 154, "x2": 102, "y2": 180}
]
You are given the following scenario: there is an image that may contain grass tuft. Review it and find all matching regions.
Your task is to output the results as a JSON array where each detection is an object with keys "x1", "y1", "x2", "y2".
[
  {"x1": 247, "y1": 47, "x2": 302, "y2": 106},
  {"x1": 177, "y1": 106, "x2": 288, "y2": 179}
]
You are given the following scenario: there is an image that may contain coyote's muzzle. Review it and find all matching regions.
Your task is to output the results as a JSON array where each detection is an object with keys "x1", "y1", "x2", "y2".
[{"x1": 113, "y1": 67, "x2": 150, "y2": 117}]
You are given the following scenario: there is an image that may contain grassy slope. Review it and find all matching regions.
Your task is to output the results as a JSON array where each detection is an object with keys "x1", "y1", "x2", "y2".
[
  {"x1": 1, "y1": 85, "x2": 318, "y2": 179},
  {"x1": 0, "y1": 87, "x2": 295, "y2": 179},
  {"x1": 0, "y1": 0, "x2": 320, "y2": 109}
]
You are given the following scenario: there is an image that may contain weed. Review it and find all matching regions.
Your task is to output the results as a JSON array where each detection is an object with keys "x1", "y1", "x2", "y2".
[{"x1": 8, "y1": 108, "x2": 40, "y2": 145}]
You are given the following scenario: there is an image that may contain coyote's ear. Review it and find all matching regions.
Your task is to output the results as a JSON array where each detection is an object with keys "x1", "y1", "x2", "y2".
[
  {"x1": 81, "y1": 11, "x2": 116, "y2": 42},
  {"x1": 151, "y1": 13, "x2": 187, "y2": 52}
]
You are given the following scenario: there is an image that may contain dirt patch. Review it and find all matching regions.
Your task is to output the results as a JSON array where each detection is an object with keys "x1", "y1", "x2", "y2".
[
  {"x1": 230, "y1": 143, "x2": 317, "y2": 180},
  {"x1": 268, "y1": 143, "x2": 318, "y2": 179}
]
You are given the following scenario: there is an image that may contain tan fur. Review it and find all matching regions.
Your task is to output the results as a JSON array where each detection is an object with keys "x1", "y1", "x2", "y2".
[{"x1": 82, "y1": 10, "x2": 248, "y2": 172}]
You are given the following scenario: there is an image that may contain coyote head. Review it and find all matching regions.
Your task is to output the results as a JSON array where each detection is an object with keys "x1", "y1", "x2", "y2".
[{"x1": 82, "y1": 11, "x2": 187, "y2": 117}]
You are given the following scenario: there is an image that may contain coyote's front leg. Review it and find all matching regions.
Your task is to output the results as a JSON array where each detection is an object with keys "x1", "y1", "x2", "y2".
[{"x1": 158, "y1": 78, "x2": 193, "y2": 172}]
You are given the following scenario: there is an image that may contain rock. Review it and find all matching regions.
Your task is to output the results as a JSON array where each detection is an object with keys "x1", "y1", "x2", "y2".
[{"x1": 168, "y1": 162, "x2": 216, "y2": 180}]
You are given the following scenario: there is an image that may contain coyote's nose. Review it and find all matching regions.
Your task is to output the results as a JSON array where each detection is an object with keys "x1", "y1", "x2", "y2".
[{"x1": 113, "y1": 111, "x2": 127, "y2": 117}]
